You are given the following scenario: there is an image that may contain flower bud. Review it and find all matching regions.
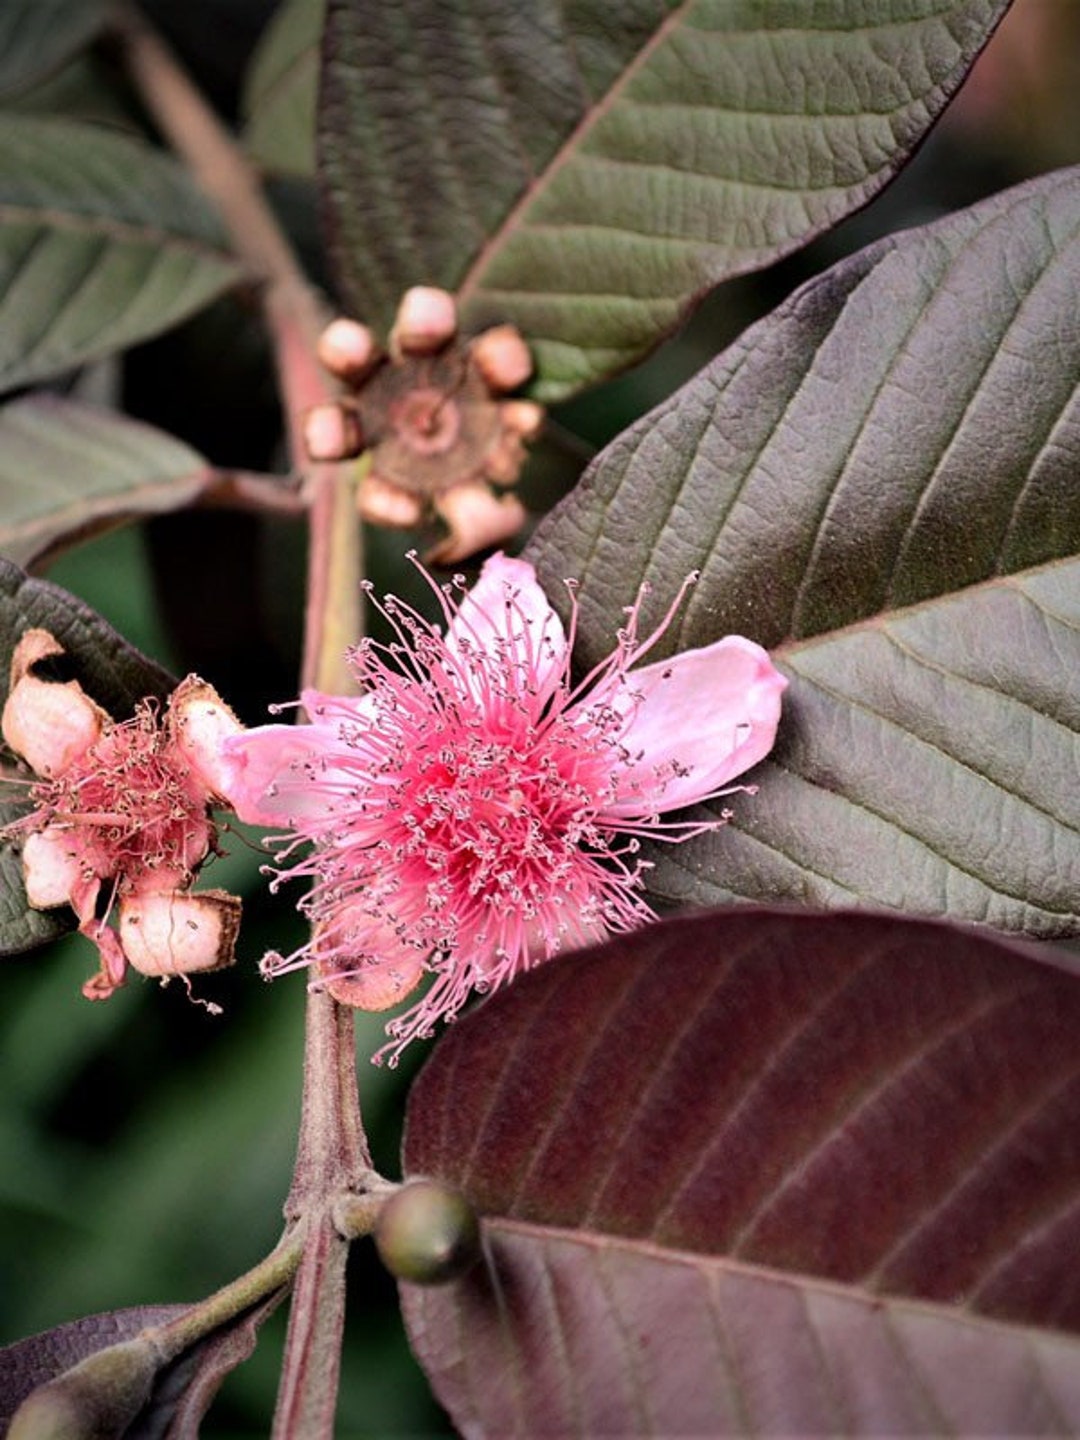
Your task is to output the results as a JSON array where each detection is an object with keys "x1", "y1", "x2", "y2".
[
  {"x1": 303, "y1": 402, "x2": 363, "y2": 461},
  {"x1": 316, "y1": 318, "x2": 379, "y2": 381},
  {"x1": 470, "y1": 325, "x2": 533, "y2": 391},
  {"x1": 390, "y1": 286, "x2": 457, "y2": 356},
  {"x1": 7, "y1": 1338, "x2": 158, "y2": 1440},
  {"x1": 374, "y1": 1179, "x2": 481, "y2": 1285}
]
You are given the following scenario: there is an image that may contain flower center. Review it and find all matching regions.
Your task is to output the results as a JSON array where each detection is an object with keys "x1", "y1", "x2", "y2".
[{"x1": 33, "y1": 707, "x2": 211, "y2": 887}]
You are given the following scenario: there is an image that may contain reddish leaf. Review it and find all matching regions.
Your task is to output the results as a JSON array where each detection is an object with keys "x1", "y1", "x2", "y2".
[
  {"x1": 401, "y1": 908, "x2": 1080, "y2": 1435},
  {"x1": 0, "y1": 1304, "x2": 184, "y2": 1429}
]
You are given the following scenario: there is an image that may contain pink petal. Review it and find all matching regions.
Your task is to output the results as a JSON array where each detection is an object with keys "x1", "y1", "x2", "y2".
[
  {"x1": 219, "y1": 693, "x2": 378, "y2": 827},
  {"x1": 598, "y1": 636, "x2": 787, "y2": 819},
  {"x1": 447, "y1": 553, "x2": 567, "y2": 696}
]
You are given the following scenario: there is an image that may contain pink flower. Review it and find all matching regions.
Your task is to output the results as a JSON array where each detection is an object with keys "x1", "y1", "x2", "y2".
[{"x1": 221, "y1": 554, "x2": 786, "y2": 1062}]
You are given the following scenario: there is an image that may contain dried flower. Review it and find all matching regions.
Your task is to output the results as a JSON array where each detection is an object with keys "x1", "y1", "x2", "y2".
[
  {"x1": 2, "y1": 630, "x2": 242, "y2": 1006},
  {"x1": 220, "y1": 555, "x2": 785, "y2": 1063},
  {"x1": 303, "y1": 287, "x2": 543, "y2": 563}
]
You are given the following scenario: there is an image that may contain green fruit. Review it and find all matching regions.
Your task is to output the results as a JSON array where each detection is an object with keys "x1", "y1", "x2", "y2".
[{"x1": 375, "y1": 1179, "x2": 481, "y2": 1285}]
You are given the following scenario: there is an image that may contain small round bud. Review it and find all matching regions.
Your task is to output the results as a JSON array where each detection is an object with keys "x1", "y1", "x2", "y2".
[
  {"x1": 391, "y1": 286, "x2": 458, "y2": 356},
  {"x1": 357, "y1": 472, "x2": 425, "y2": 528},
  {"x1": 317, "y1": 318, "x2": 379, "y2": 380},
  {"x1": 374, "y1": 1179, "x2": 481, "y2": 1285},
  {"x1": 303, "y1": 403, "x2": 363, "y2": 462},
  {"x1": 7, "y1": 1338, "x2": 157, "y2": 1440},
  {"x1": 471, "y1": 325, "x2": 533, "y2": 391},
  {"x1": 500, "y1": 399, "x2": 545, "y2": 441}
]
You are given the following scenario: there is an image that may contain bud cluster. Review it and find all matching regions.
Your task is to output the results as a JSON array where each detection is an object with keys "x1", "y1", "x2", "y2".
[{"x1": 304, "y1": 286, "x2": 544, "y2": 562}]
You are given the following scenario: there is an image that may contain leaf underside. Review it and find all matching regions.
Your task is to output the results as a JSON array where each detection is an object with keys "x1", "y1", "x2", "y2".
[
  {"x1": 318, "y1": 0, "x2": 1010, "y2": 400},
  {"x1": 0, "y1": 0, "x2": 107, "y2": 101},
  {"x1": 0, "y1": 116, "x2": 241, "y2": 395},
  {"x1": 242, "y1": 0, "x2": 324, "y2": 179},
  {"x1": 401, "y1": 907, "x2": 1080, "y2": 1437},
  {"x1": 0, "y1": 396, "x2": 214, "y2": 571},
  {"x1": 525, "y1": 164, "x2": 1080, "y2": 938}
]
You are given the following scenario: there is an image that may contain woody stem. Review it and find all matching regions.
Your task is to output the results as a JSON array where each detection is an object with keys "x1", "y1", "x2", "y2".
[{"x1": 113, "y1": 8, "x2": 373, "y2": 1435}]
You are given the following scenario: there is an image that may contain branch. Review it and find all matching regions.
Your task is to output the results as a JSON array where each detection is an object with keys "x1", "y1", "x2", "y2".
[{"x1": 113, "y1": 10, "x2": 376, "y2": 1434}]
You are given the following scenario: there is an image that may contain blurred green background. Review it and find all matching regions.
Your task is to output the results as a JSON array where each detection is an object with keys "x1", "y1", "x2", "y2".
[{"x1": 2, "y1": 0, "x2": 1079, "y2": 1433}]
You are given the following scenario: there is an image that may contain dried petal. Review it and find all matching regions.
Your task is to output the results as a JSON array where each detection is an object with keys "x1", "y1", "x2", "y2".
[
  {"x1": 118, "y1": 889, "x2": 240, "y2": 978},
  {"x1": 3, "y1": 630, "x2": 107, "y2": 779},
  {"x1": 21, "y1": 827, "x2": 82, "y2": 909},
  {"x1": 167, "y1": 676, "x2": 245, "y2": 803}
]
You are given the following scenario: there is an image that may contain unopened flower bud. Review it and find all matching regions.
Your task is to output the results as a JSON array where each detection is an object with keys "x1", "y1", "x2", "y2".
[
  {"x1": 429, "y1": 483, "x2": 527, "y2": 565},
  {"x1": 357, "y1": 472, "x2": 424, "y2": 528},
  {"x1": 470, "y1": 325, "x2": 533, "y2": 391},
  {"x1": 7, "y1": 1337, "x2": 158, "y2": 1440},
  {"x1": 303, "y1": 402, "x2": 363, "y2": 462},
  {"x1": 316, "y1": 318, "x2": 380, "y2": 381},
  {"x1": 374, "y1": 1179, "x2": 481, "y2": 1285},
  {"x1": 390, "y1": 286, "x2": 457, "y2": 356},
  {"x1": 500, "y1": 399, "x2": 545, "y2": 440}
]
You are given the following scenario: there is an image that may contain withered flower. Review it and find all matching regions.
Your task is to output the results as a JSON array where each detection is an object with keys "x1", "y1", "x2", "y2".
[{"x1": 2, "y1": 630, "x2": 243, "y2": 1007}]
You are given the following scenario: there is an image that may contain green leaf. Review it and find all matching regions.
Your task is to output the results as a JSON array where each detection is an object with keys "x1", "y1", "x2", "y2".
[
  {"x1": 0, "y1": 396, "x2": 214, "y2": 570},
  {"x1": 0, "y1": 0, "x2": 107, "y2": 101},
  {"x1": 243, "y1": 0, "x2": 324, "y2": 179},
  {"x1": 318, "y1": 0, "x2": 1011, "y2": 400},
  {"x1": 402, "y1": 908, "x2": 1080, "y2": 1437},
  {"x1": 0, "y1": 116, "x2": 242, "y2": 394},
  {"x1": 0, "y1": 560, "x2": 176, "y2": 956},
  {"x1": 526, "y1": 164, "x2": 1080, "y2": 938}
]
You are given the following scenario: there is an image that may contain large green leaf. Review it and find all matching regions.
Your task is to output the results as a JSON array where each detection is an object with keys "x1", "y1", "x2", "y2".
[
  {"x1": 0, "y1": 117, "x2": 242, "y2": 394},
  {"x1": 242, "y1": 0, "x2": 324, "y2": 179},
  {"x1": 402, "y1": 908, "x2": 1080, "y2": 1436},
  {"x1": 0, "y1": 396, "x2": 214, "y2": 570},
  {"x1": 0, "y1": 0, "x2": 107, "y2": 101},
  {"x1": 0, "y1": 561, "x2": 176, "y2": 956},
  {"x1": 318, "y1": 0, "x2": 1010, "y2": 400},
  {"x1": 526, "y1": 164, "x2": 1080, "y2": 938}
]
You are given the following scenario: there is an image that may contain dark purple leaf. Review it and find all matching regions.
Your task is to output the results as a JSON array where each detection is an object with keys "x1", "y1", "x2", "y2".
[
  {"x1": 0, "y1": 1304, "x2": 184, "y2": 1430},
  {"x1": 401, "y1": 907, "x2": 1080, "y2": 1435}
]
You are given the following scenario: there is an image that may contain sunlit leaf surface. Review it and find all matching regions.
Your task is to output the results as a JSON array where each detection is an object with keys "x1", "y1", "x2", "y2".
[
  {"x1": 0, "y1": 117, "x2": 241, "y2": 394},
  {"x1": 0, "y1": 397, "x2": 214, "y2": 570},
  {"x1": 527, "y1": 164, "x2": 1080, "y2": 937},
  {"x1": 319, "y1": 0, "x2": 1010, "y2": 399}
]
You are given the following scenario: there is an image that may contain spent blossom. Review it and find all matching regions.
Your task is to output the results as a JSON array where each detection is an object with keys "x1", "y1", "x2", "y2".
[
  {"x1": 2, "y1": 629, "x2": 243, "y2": 1006},
  {"x1": 220, "y1": 555, "x2": 786, "y2": 1062}
]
